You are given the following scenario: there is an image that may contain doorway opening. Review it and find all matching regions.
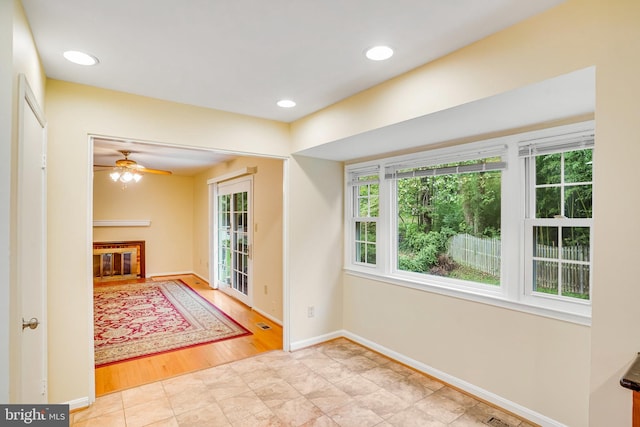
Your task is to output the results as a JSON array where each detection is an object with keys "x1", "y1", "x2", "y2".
[{"x1": 90, "y1": 136, "x2": 288, "y2": 395}]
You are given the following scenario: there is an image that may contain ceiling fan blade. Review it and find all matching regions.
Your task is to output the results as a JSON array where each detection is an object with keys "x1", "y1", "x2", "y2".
[
  {"x1": 137, "y1": 166, "x2": 172, "y2": 175},
  {"x1": 93, "y1": 164, "x2": 115, "y2": 168}
]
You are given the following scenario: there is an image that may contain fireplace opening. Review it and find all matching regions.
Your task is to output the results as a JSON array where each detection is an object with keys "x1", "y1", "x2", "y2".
[{"x1": 93, "y1": 240, "x2": 145, "y2": 281}]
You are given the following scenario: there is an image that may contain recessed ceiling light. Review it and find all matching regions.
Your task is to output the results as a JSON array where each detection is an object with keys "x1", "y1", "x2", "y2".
[
  {"x1": 63, "y1": 50, "x2": 99, "y2": 66},
  {"x1": 277, "y1": 99, "x2": 296, "y2": 108},
  {"x1": 365, "y1": 45, "x2": 394, "y2": 61}
]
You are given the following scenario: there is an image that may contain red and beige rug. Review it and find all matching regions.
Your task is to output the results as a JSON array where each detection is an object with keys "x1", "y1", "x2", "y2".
[{"x1": 94, "y1": 280, "x2": 251, "y2": 367}]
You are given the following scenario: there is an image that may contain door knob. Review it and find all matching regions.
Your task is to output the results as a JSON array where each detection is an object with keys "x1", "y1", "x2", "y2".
[{"x1": 22, "y1": 317, "x2": 39, "y2": 330}]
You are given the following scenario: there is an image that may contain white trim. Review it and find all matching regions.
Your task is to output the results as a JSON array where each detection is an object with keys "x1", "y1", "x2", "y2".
[
  {"x1": 252, "y1": 307, "x2": 283, "y2": 326},
  {"x1": 282, "y1": 159, "x2": 291, "y2": 352},
  {"x1": 19, "y1": 75, "x2": 46, "y2": 127},
  {"x1": 92, "y1": 220, "x2": 151, "y2": 227},
  {"x1": 206, "y1": 166, "x2": 257, "y2": 185},
  {"x1": 86, "y1": 138, "x2": 96, "y2": 406},
  {"x1": 191, "y1": 271, "x2": 209, "y2": 284},
  {"x1": 65, "y1": 396, "x2": 91, "y2": 411},
  {"x1": 147, "y1": 270, "x2": 195, "y2": 279},
  {"x1": 289, "y1": 330, "x2": 344, "y2": 351},
  {"x1": 341, "y1": 330, "x2": 567, "y2": 427},
  {"x1": 208, "y1": 179, "x2": 217, "y2": 288}
]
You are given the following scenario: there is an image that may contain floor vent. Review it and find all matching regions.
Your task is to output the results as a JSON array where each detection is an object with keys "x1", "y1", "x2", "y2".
[
  {"x1": 485, "y1": 417, "x2": 513, "y2": 427},
  {"x1": 256, "y1": 322, "x2": 271, "y2": 330}
]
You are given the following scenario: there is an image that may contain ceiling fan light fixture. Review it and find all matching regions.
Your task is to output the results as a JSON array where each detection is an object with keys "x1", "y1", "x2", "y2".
[
  {"x1": 110, "y1": 168, "x2": 142, "y2": 184},
  {"x1": 121, "y1": 171, "x2": 134, "y2": 183},
  {"x1": 365, "y1": 45, "x2": 394, "y2": 61},
  {"x1": 63, "y1": 50, "x2": 99, "y2": 66},
  {"x1": 97, "y1": 150, "x2": 170, "y2": 187}
]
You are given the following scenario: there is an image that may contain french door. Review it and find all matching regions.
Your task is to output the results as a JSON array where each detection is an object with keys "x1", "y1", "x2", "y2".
[{"x1": 215, "y1": 178, "x2": 252, "y2": 306}]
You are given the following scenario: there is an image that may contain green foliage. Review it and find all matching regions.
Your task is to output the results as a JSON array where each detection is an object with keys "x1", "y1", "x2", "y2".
[
  {"x1": 396, "y1": 166, "x2": 502, "y2": 276},
  {"x1": 535, "y1": 149, "x2": 593, "y2": 219}
]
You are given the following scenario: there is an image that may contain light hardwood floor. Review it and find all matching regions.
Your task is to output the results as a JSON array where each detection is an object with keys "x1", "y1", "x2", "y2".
[{"x1": 94, "y1": 274, "x2": 283, "y2": 396}]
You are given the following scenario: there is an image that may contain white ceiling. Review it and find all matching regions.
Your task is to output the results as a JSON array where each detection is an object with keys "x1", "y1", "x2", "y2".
[
  {"x1": 22, "y1": 0, "x2": 568, "y2": 173},
  {"x1": 22, "y1": 0, "x2": 563, "y2": 123}
]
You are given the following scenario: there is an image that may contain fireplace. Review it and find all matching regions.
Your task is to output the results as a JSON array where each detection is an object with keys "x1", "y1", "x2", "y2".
[{"x1": 93, "y1": 240, "x2": 145, "y2": 281}]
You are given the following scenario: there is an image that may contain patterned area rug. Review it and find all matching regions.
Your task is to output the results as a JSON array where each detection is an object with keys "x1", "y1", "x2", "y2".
[{"x1": 94, "y1": 280, "x2": 251, "y2": 367}]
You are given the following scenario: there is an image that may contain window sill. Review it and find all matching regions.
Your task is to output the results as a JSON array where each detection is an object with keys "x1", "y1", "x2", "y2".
[{"x1": 344, "y1": 268, "x2": 591, "y2": 326}]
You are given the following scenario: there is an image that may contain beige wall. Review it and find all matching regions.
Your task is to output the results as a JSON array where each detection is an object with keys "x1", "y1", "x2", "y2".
[
  {"x1": 93, "y1": 171, "x2": 194, "y2": 276},
  {"x1": 291, "y1": 0, "x2": 640, "y2": 425},
  {"x1": 288, "y1": 156, "x2": 343, "y2": 343},
  {"x1": 193, "y1": 156, "x2": 284, "y2": 321},
  {"x1": 45, "y1": 80, "x2": 289, "y2": 403}
]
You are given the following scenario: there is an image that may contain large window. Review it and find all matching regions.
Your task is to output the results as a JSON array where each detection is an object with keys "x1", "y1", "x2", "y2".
[
  {"x1": 345, "y1": 122, "x2": 594, "y2": 322},
  {"x1": 393, "y1": 159, "x2": 503, "y2": 285}
]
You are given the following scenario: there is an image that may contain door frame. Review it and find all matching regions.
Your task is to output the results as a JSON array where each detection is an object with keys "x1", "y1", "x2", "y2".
[
  {"x1": 17, "y1": 74, "x2": 47, "y2": 402},
  {"x1": 87, "y1": 143, "x2": 291, "y2": 402},
  {"x1": 211, "y1": 175, "x2": 254, "y2": 307}
]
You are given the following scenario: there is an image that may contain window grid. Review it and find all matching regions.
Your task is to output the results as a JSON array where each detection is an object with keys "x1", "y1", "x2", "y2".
[
  {"x1": 527, "y1": 148, "x2": 593, "y2": 301},
  {"x1": 352, "y1": 176, "x2": 379, "y2": 266}
]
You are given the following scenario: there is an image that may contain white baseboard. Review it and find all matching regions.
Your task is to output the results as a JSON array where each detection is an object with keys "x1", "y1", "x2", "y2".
[
  {"x1": 289, "y1": 330, "x2": 344, "y2": 351},
  {"x1": 252, "y1": 307, "x2": 283, "y2": 326},
  {"x1": 290, "y1": 329, "x2": 564, "y2": 427},
  {"x1": 65, "y1": 396, "x2": 91, "y2": 411},
  {"x1": 191, "y1": 271, "x2": 209, "y2": 284},
  {"x1": 146, "y1": 270, "x2": 194, "y2": 279}
]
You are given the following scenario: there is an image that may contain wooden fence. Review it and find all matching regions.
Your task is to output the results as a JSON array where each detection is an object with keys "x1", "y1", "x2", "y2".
[
  {"x1": 533, "y1": 244, "x2": 589, "y2": 296},
  {"x1": 447, "y1": 233, "x2": 589, "y2": 296},
  {"x1": 447, "y1": 234, "x2": 500, "y2": 277}
]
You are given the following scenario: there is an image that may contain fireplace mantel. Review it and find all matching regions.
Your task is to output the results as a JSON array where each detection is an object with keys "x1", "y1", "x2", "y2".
[{"x1": 93, "y1": 220, "x2": 151, "y2": 227}]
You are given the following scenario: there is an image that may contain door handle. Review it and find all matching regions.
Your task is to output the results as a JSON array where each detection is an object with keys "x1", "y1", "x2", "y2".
[{"x1": 22, "y1": 317, "x2": 39, "y2": 330}]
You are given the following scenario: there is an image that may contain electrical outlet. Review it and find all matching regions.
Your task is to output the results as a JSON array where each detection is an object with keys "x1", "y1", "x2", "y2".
[
  {"x1": 307, "y1": 306, "x2": 315, "y2": 318},
  {"x1": 264, "y1": 285, "x2": 268, "y2": 294}
]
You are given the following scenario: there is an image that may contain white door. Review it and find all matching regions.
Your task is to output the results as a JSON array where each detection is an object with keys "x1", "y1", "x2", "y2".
[
  {"x1": 214, "y1": 178, "x2": 252, "y2": 306},
  {"x1": 17, "y1": 75, "x2": 47, "y2": 403}
]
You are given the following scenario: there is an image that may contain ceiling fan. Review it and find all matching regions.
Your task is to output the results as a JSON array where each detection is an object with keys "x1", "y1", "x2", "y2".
[{"x1": 95, "y1": 150, "x2": 172, "y2": 183}]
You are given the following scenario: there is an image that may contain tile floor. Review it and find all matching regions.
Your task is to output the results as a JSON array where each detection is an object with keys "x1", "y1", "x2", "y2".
[{"x1": 72, "y1": 339, "x2": 536, "y2": 427}]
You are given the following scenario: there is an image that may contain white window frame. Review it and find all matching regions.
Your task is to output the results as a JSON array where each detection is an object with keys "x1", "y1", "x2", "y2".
[
  {"x1": 346, "y1": 166, "x2": 380, "y2": 270},
  {"x1": 520, "y1": 126, "x2": 594, "y2": 315},
  {"x1": 344, "y1": 121, "x2": 594, "y2": 325}
]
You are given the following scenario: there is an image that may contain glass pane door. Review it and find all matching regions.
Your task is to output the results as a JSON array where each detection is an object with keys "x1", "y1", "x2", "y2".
[
  {"x1": 217, "y1": 193, "x2": 231, "y2": 286},
  {"x1": 215, "y1": 178, "x2": 252, "y2": 305},
  {"x1": 231, "y1": 191, "x2": 249, "y2": 296}
]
